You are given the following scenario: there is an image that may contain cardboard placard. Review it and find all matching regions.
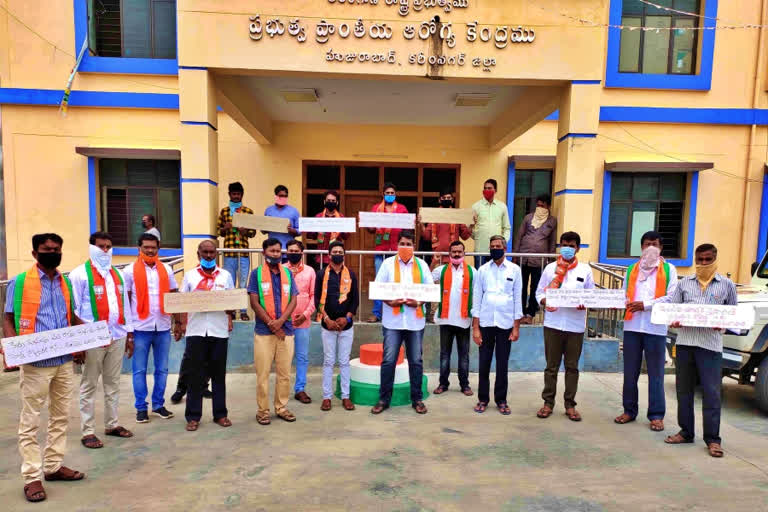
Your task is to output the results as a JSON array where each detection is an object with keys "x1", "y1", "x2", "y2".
[
  {"x1": 545, "y1": 288, "x2": 627, "y2": 309},
  {"x1": 163, "y1": 289, "x2": 249, "y2": 313},
  {"x1": 298, "y1": 217, "x2": 357, "y2": 233},
  {"x1": 358, "y1": 212, "x2": 416, "y2": 230},
  {"x1": 651, "y1": 303, "x2": 755, "y2": 329},
  {"x1": 1, "y1": 321, "x2": 112, "y2": 367},
  {"x1": 368, "y1": 282, "x2": 441, "y2": 302},
  {"x1": 233, "y1": 213, "x2": 290, "y2": 233},
  {"x1": 419, "y1": 207, "x2": 474, "y2": 225}
]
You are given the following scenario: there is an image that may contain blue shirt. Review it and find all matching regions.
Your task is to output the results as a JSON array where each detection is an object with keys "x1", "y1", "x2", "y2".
[
  {"x1": 248, "y1": 266, "x2": 298, "y2": 336},
  {"x1": 263, "y1": 204, "x2": 299, "y2": 249},
  {"x1": 4, "y1": 268, "x2": 75, "y2": 367}
]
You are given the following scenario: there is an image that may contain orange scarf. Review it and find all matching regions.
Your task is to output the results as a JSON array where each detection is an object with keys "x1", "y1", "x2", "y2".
[
  {"x1": 256, "y1": 264, "x2": 292, "y2": 320},
  {"x1": 318, "y1": 265, "x2": 351, "y2": 318},
  {"x1": 86, "y1": 261, "x2": 125, "y2": 324},
  {"x1": 317, "y1": 209, "x2": 341, "y2": 244},
  {"x1": 431, "y1": 223, "x2": 458, "y2": 250},
  {"x1": 438, "y1": 263, "x2": 472, "y2": 319},
  {"x1": 287, "y1": 261, "x2": 305, "y2": 276},
  {"x1": 133, "y1": 255, "x2": 170, "y2": 320},
  {"x1": 393, "y1": 258, "x2": 425, "y2": 318},
  {"x1": 546, "y1": 256, "x2": 578, "y2": 289},
  {"x1": 624, "y1": 261, "x2": 670, "y2": 321},
  {"x1": 13, "y1": 265, "x2": 74, "y2": 335},
  {"x1": 195, "y1": 267, "x2": 219, "y2": 291}
]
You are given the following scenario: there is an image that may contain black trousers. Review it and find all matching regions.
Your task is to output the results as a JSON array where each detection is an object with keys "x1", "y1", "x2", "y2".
[
  {"x1": 478, "y1": 327, "x2": 512, "y2": 405},
  {"x1": 438, "y1": 325, "x2": 471, "y2": 390},
  {"x1": 521, "y1": 265, "x2": 543, "y2": 317},
  {"x1": 675, "y1": 345, "x2": 722, "y2": 445},
  {"x1": 184, "y1": 336, "x2": 228, "y2": 422},
  {"x1": 176, "y1": 340, "x2": 210, "y2": 393}
]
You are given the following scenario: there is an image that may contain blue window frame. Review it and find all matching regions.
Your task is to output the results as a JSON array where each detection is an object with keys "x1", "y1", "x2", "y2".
[
  {"x1": 605, "y1": 0, "x2": 717, "y2": 90},
  {"x1": 758, "y1": 168, "x2": 768, "y2": 261},
  {"x1": 74, "y1": 0, "x2": 178, "y2": 75}
]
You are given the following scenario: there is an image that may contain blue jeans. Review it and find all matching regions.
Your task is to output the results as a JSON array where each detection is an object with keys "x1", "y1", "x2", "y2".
[
  {"x1": 379, "y1": 327, "x2": 424, "y2": 404},
  {"x1": 222, "y1": 256, "x2": 250, "y2": 313},
  {"x1": 675, "y1": 345, "x2": 723, "y2": 445},
  {"x1": 132, "y1": 330, "x2": 172, "y2": 412},
  {"x1": 293, "y1": 327, "x2": 310, "y2": 393},
  {"x1": 622, "y1": 331, "x2": 667, "y2": 420},
  {"x1": 371, "y1": 254, "x2": 385, "y2": 320}
]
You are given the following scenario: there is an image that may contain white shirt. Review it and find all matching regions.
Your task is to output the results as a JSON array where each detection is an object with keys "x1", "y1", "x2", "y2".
[
  {"x1": 623, "y1": 263, "x2": 678, "y2": 336},
  {"x1": 145, "y1": 227, "x2": 161, "y2": 241},
  {"x1": 375, "y1": 256, "x2": 432, "y2": 332},
  {"x1": 69, "y1": 261, "x2": 134, "y2": 340},
  {"x1": 431, "y1": 264, "x2": 475, "y2": 329},
  {"x1": 535, "y1": 261, "x2": 595, "y2": 333},
  {"x1": 470, "y1": 259, "x2": 523, "y2": 329},
  {"x1": 181, "y1": 266, "x2": 234, "y2": 338},
  {"x1": 123, "y1": 261, "x2": 178, "y2": 331}
]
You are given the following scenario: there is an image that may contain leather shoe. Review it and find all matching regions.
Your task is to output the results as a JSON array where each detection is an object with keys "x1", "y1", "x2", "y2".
[
  {"x1": 171, "y1": 390, "x2": 184, "y2": 404},
  {"x1": 462, "y1": 388, "x2": 474, "y2": 396},
  {"x1": 342, "y1": 398, "x2": 355, "y2": 411},
  {"x1": 433, "y1": 385, "x2": 448, "y2": 395},
  {"x1": 321, "y1": 399, "x2": 332, "y2": 411},
  {"x1": 370, "y1": 401, "x2": 389, "y2": 414},
  {"x1": 295, "y1": 391, "x2": 312, "y2": 404}
]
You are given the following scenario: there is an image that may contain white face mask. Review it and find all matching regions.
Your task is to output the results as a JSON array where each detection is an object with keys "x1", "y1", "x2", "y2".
[{"x1": 89, "y1": 244, "x2": 113, "y2": 271}]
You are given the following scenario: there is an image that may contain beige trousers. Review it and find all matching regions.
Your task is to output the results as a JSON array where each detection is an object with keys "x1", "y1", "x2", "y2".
[
  {"x1": 254, "y1": 334, "x2": 294, "y2": 415},
  {"x1": 80, "y1": 337, "x2": 126, "y2": 436},
  {"x1": 19, "y1": 361, "x2": 75, "y2": 484}
]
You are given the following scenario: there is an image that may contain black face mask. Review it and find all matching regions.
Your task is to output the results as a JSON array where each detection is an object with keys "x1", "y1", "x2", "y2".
[
  {"x1": 325, "y1": 201, "x2": 338, "y2": 212},
  {"x1": 490, "y1": 248, "x2": 505, "y2": 261},
  {"x1": 265, "y1": 256, "x2": 282, "y2": 266},
  {"x1": 37, "y1": 252, "x2": 62, "y2": 270},
  {"x1": 331, "y1": 254, "x2": 344, "y2": 265},
  {"x1": 286, "y1": 253, "x2": 302, "y2": 264},
  {"x1": 440, "y1": 199, "x2": 453, "y2": 208}
]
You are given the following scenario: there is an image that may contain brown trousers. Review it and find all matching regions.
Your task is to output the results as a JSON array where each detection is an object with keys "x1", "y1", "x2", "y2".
[{"x1": 542, "y1": 327, "x2": 584, "y2": 409}]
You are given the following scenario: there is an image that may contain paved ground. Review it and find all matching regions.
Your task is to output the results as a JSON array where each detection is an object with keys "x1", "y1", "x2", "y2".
[{"x1": 1, "y1": 371, "x2": 767, "y2": 511}]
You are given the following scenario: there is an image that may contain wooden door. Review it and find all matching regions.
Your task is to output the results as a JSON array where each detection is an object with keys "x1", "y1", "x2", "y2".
[{"x1": 343, "y1": 194, "x2": 378, "y2": 319}]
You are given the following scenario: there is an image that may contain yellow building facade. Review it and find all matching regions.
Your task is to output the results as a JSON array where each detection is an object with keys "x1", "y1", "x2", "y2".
[{"x1": 1, "y1": 0, "x2": 767, "y2": 284}]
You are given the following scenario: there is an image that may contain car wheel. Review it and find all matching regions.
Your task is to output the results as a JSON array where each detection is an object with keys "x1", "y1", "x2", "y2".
[{"x1": 755, "y1": 356, "x2": 768, "y2": 414}]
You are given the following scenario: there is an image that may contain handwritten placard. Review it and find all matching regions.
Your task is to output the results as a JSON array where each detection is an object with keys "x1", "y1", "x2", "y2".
[
  {"x1": 419, "y1": 207, "x2": 473, "y2": 225},
  {"x1": 358, "y1": 212, "x2": 416, "y2": 230},
  {"x1": 298, "y1": 216, "x2": 357, "y2": 233},
  {"x1": 233, "y1": 213, "x2": 289, "y2": 233},
  {"x1": 164, "y1": 289, "x2": 248, "y2": 314},
  {"x1": 545, "y1": 288, "x2": 627, "y2": 309},
  {"x1": 651, "y1": 303, "x2": 755, "y2": 329},
  {"x1": 1, "y1": 321, "x2": 112, "y2": 367},
  {"x1": 369, "y1": 282, "x2": 441, "y2": 302}
]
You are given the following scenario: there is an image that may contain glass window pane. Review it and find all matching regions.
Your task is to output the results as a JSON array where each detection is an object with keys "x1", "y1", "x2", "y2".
[
  {"x1": 94, "y1": 0, "x2": 122, "y2": 57},
  {"x1": 99, "y1": 159, "x2": 127, "y2": 186},
  {"x1": 531, "y1": 171, "x2": 552, "y2": 197},
  {"x1": 671, "y1": 18, "x2": 696, "y2": 74},
  {"x1": 127, "y1": 188, "x2": 156, "y2": 245},
  {"x1": 307, "y1": 165, "x2": 340, "y2": 190},
  {"x1": 383, "y1": 167, "x2": 418, "y2": 192},
  {"x1": 515, "y1": 170, "x2": 532, "y2": 197},
  {"x1": 630, "y1": 202, "x2": 657, "y2": 256},
  {"x1": 157, "y1": 188, "x2": 181, "y2": 247},
  {"x1": 152, "y1": 0, "x2": 177, "y2": 59},
  {"x1": 105, "y1": 188, "x2": 129, "y2": 246},
  {"x1": 126, "y1": 159, "x2": 158, "y2": 186},
  {"x1": 611, "y1": 174, "x2": 632, "y2": 200},
  {"x1": 642, "y1": 16, "x2": 672, "y2": 74},
  {"x1": 622, "y1": 0, "x2": 644, "y2": 15},
  {"x1": 607, "y1": 203, "x2": 630, "y2": 256},
  {"x1": 660, "y1": 173, "x2": 686, "y2": 200},
  {"x1": 646, "y1": 0, "x2": 672, "y2": 15},
  {"x1": 423, "y1": 168, "x2": 456, "y2": 193},
  {"x1": 345, "y1": 166, "x2": 379, "y2": 190},
  {"x1": 306, "y1": 193, "x2": 325, "y2": 218},
  {"x1": 156, "y1": 160, "x2": 179, "y2": 188},
  {"x1": 632, "y1": 175, "x2": 660, "y2": 200},
  {"x1": 421, "y1": 196, "x2": 440, "y2": 208},
  {"x1": 674, "y1": 0, "x2": 699, "y2": 12},
  {"x1": 397, "y1": 196, "x2": 418, "y2": 214},
  {"x1": 122, "y1": 0, "x2": 151, "y2": 58},
  {"x1": 620, "y1": 17, "x2": 642, "y2": 72}
]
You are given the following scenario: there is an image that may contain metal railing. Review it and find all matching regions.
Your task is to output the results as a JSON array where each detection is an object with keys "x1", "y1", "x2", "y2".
[{"x1": 589, "y1": 263, "x2": 628, "y2": 339}]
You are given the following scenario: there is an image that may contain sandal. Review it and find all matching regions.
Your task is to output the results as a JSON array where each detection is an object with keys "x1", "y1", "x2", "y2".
[
  {"x1": 44, "y1": 466, "x2": 85, "y2": 481},
  {"x1": 497, "y1": 402, "x2": 511, "y2": 416},
  {"x1": 256, "y1": 414, "x2": 271, "y2": 425},
  {"x1": 433, "y1": 386, "x2": 448, "y2": 395},
  {"x1": 649, "y1": 419, "x2": 665, "y2": 432},
  {"x1": 664, "y1": 432, "x2": 694, "y2": 444},
  {"x1": 214, "y1": 417, "x2": 232, "y2": 427},
  {"x1": 614, "y1": 413, "x2": 636, "y2": 425},
  {"x1": 565, "y1": 408, "x2": 582, "y2": 422},
  {"x1": 277, "y1": 410, "x2": 296, "y2": 422},
  {"x1": 708, "y1": 442, "x2": 724, "y2": 458},
  {"x1": 537, "y1": 405, "x2": 553, "y2": 418},
  {"x1": 81, "y1": 435, "x2": 103, "y2": 449},
  {"x1": 24, "y1": 481, "x2": 46, "y2": 502},
  {"x1": 186, "y1": 420, "x2": 199, "y2": 431},
  {"x1": 474, "y1": 401, "x2": 488, "y2": 414},
  {"x1": 105, "y1": 426, "x2": 134, "y2": 438},
  {"x1": 412, "y1": 401, "x2": 428, "y2": 414}
]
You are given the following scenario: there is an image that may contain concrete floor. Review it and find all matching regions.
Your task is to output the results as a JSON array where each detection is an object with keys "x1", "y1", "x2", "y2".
[{"x1": 1, "y1": 371, "x2": 768, "y2": 511}]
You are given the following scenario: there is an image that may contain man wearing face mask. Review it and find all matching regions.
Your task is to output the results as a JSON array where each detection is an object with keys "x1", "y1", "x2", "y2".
[
  {"x1": 421, "y1": 187, "x2": 471, "y2": 267},
  {"x1": 432, "y1": 241, "x2": 476, "y2": 397},
  {"x1": 535, "y1": 232, "x2": 594, "y2": 422},
  {"x1": 285, "y1": 240, "x2": 316, "y2": 405},
  {"x1": 315, "y1": 241, "x2": 359, "y2": 411},
  {"x1": 176, "y1": 240, "x2": 235, "y2": 432},
  {"x1": 614, "y1": 231, "x2": 677, "y2": 432},
  {"x1": 122, "y1": 233, "x2": 179, "y2": 424},
  {"x1": 472, "y1": 179, "x2": 511, "y2": 268},
  {"x1": 69, "y1": 232, "x2": 135, "y2": 449},
  {"x1": 263, "y1": 185, "x2": 300, "y2": 261},
  {"x1": 248, "y1": 238, "x2": 299, "y2": 425},
  {"x1": 664, "y1": 244, "x2": 737, "y2": 458},
  {"x1": 218, "y1": 181, "x2": 256, "y2": 321},
  {"x1": 371, "y1": 231, "x2": 433, "y2": 415},
  {"x1": 3, "y1": 233, "x2": 86, "y2": 503},
  {"x1": 471, "y1": 236, "x2": 522, "y2": 414},
  {"x1": 366, "y1": 182, "x2": 409, "y2": 323},
  {"x1": 513, "y1": 194, "x2": 557, "y2": 324},
  {"x1": 307, "y1": 190, "x2": 349, "y2": 267},
  {"x1": 142, "y1": 214, "x2": 161, "y2": 241}
]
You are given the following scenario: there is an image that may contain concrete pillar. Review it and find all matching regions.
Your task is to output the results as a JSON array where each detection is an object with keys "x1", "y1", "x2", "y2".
[
  {"x1": 178, "y1": 68, "x2": 219, "y2": 270},
  {"x1": 553, "y1": 82, "x2": 601, "y2": 261}
]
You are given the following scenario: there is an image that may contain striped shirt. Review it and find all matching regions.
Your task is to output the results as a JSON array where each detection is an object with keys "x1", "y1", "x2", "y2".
[
  {"x1": 4, "y1": 268, "x2": 76, "y2": 367},
  {"x1": 670, "y1": 273, "x2": 738, "y2": 353}
]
